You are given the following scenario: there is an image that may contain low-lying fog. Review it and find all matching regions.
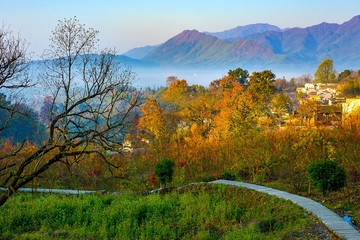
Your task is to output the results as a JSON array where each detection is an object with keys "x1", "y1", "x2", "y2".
[
  {"x1": 131, "y1": 66, "x2": 308, "y2": 88},
  {"x1": 13, "y1": 65, "x2": 310, "y2": 112}
]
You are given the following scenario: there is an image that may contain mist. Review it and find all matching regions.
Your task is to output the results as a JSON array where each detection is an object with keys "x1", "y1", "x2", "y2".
[{"x1": 131, "y1": 66, "x2": 312, "y2": 89}]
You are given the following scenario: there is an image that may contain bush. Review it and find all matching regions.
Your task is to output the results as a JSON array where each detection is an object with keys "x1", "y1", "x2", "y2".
[
  {"x1": 199, "y1": 176, "x2": 216, "y2": 182},
  {"x1": 219, "y1": 170, "x2": 236, "y2": 180},
  {"x1": 307, "y1": 160, "x2": 346, "y2": 196},
  {"x1": 154, "y1": 158, "x2": 175, "y2": 187}
]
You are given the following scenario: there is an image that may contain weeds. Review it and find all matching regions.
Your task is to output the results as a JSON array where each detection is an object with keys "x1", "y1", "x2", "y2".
[{"x1": 0, "y1": 183, "x2": 334, "y2": 239}]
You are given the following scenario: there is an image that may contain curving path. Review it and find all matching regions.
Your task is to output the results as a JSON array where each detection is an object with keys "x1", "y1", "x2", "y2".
[
  {"x1": 212, "y1": 180, "x2": 360, "y2": 240},
  {"x1": 3, "y1": 181, "x2": 360, "y2": 239}
]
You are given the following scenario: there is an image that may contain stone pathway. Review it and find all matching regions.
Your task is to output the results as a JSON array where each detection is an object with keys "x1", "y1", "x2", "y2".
[{"x1": 212, "y1": 180, "x2": 360, "y2": 240}]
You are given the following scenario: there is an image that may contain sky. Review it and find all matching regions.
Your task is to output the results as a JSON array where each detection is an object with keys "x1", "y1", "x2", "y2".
[{"x1": 1, "y1": 0, "x2": 360, "y2": 59}]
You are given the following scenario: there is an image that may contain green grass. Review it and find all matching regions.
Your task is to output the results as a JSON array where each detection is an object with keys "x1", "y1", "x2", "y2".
[{"x1": 0, "y1": 183, "x2": 328, "y2": 239}]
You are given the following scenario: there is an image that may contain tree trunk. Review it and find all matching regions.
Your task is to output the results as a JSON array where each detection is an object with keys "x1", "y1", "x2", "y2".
[{"x1": 0, "y1": 191, "x2": 13, "y2": 207}]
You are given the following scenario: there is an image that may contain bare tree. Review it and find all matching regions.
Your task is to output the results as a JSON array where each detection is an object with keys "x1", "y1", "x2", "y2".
[
  {"x1": 295, "y1": 74, "x2": 313, "y2": 87},
  {"x1": 0, "y1": 25, "x2": 32, "y2": 91},
  {"x1": 0, "y1": 17, "x2": 141, "y2": 206},
  {"x1": 166, "y1": 76, "x2": 177, "y2": 87},
  {"x1": 0, "y1": 25, "x2": 34, "y2": 132},
  {"x1": 273, "y1": 78, "x2": 289, "y2": 92},
  {"x1": 0, "y1": 25, "x2": 42, "y2": 175}
]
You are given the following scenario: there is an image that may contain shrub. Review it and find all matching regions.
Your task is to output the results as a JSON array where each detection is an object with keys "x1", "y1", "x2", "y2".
[
  {"x1": 154, "y1": 158, "x2": 175, "y2": 187},
  {"x1": 307, "y1": 159, "x2": 346, "y2": 196},
  {"x1": 219, "y1": 170, "x2": 236, "y2": 180},
  {"x1": 199, "y1": 175, "x2": 216, "y2": 182}
]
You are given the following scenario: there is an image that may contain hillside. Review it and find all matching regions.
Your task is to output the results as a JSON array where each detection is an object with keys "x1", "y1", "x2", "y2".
[
  {"x1": 142, "y1": 30, "x2": 278, "y2": 68},
  {"x1": 205, "y1": 23, "x2": 282, "y2": 40},
  {"x1": 122, "y1": 45, "x2": 158, "y2": 60},
  {"x1": 124, "y1": 15, "x2": 360, "y2": 71}
]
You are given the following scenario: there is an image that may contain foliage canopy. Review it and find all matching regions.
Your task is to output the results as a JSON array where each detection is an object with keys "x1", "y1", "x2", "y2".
[{"x1": 314, "y1": 58, "x2": 337, "y2": 84}]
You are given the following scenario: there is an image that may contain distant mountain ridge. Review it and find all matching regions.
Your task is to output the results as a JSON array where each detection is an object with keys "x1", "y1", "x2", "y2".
[
  {"x1": 122, "y1": 45, "x2": 158, "y2": 60},
  {"x1": 122, "y1": 16, "x2": 360, "y2": 71},
  {"x1": 205, "y1": 23, "x2": 282, "y2": 41}
]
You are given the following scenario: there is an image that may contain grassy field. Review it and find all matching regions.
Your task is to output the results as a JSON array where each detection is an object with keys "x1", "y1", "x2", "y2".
[{"x1": 0, "y1": 183, "x2": 338, "y2": 240}]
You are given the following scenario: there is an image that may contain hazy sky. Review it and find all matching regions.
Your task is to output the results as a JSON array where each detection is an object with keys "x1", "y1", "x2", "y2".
[{"x1": 2, "y1": 0, "x2": 360, "y2": 58}]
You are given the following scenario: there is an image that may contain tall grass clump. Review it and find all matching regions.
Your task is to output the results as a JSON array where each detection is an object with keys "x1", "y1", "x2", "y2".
[{"x1": 0, "y1": 184, "x2": 327, "y2": 239}]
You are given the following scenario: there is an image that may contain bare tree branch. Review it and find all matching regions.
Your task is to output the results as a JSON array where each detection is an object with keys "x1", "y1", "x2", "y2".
[{"x1": 0, "y1": 17, "x2": 141, "y2": 207}]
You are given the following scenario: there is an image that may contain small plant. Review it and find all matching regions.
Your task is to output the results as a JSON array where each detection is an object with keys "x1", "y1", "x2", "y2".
[
  {"x1": 219, "y1": 170, "x2": 236, "y2": 180},
  {"x1": 307, "y1": 159, "x2": 346, "y2": 196},
  {"x1": 199, "y1": 176, "x2": 216, "y2": 182},
  {"x1": 154, "y1": 158, "x2": 175, "y2": 187}
]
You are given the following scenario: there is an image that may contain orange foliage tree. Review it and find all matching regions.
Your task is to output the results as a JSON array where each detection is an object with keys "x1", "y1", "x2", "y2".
[{"x1": 135, "y1": 68, "x2": 360, "y2": 192}]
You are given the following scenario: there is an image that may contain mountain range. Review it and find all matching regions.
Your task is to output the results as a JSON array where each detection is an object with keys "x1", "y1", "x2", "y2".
[{"x1": 122, "y1": 16, "x2": 360, "y2": 72}]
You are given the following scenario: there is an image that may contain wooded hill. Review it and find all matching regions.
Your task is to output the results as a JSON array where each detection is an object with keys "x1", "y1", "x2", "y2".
[{"x1": 124, "y1": 16, "x2": 360, "y2": 71}]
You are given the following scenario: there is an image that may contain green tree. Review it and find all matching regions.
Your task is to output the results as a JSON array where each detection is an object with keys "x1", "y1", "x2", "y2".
[
  {"x1": 248, "y1": 70, "x2": 276, "y2": 115},
  {"x1": 154, "y1": 158, "x2": 175, "y2": 187},
  {"x1": 338, "y1": 69, "x2": 352, "y2": 82},
  {"x1": 228, "y1": 67, "x2": 249, "y2": 85},
  {"x1": 314, "y1": 59, "x2": 337, "y2": 84},
  {"x1": 248, "y1": 70, "x2": 276, "y2": 97},
  {"x1": 307, "y1": 160, "x2": 346, "y2": 196},
  {"x1": 288, "y1": 78, "x2": 297, "y2": 91}
]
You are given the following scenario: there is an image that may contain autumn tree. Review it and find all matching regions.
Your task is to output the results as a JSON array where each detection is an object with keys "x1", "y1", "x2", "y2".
[
  {"x1": 138, "y1": 97, "x2": 166, "y2": 144},
  {"x1": 271, "y1": 92, "x2": 292, "y2": 118},
  {"x1": 314, "y1": 58, "x2": 337, "y2": 84},
  {"x1": 297, "y1": 99, "x2": 319, "y2": 124},
  {"x1": 0, "y1": 17, "x2": 140, "y2": 206},
  {"x1": 162, "y1": 79, "x2": 190, "y2": 110},
  {"x1": 183, "y1": 94, "x2": 216, "y2": 138},
  {"x1": 212, "y1": 83, "x2": 257, "y2": 137},
  {"x1": 248, "y1": 70, "x2": 276, "y2": 115},
  {"x1": 209, "y1": 79, "x2": 221, "y2": 92},
  {"x1": 337, "y1": 77, "x2": 360, "y2": 97}
]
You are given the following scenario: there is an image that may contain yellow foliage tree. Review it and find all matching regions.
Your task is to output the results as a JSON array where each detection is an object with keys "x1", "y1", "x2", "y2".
[
  {"x1": 212, "y1": 83, "x2": 257, "y2": 138},
  {"x1": 162, "y1": 79, "x2": 190, "y2": 110},
  {"x1": 138, "y1": 97, "x2": 166, "y2": 141}
]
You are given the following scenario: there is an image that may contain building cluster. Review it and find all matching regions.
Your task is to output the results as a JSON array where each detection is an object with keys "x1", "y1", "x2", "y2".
[{"x1": 296, "y1": 83, "x2": 360, "y2": 125}]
